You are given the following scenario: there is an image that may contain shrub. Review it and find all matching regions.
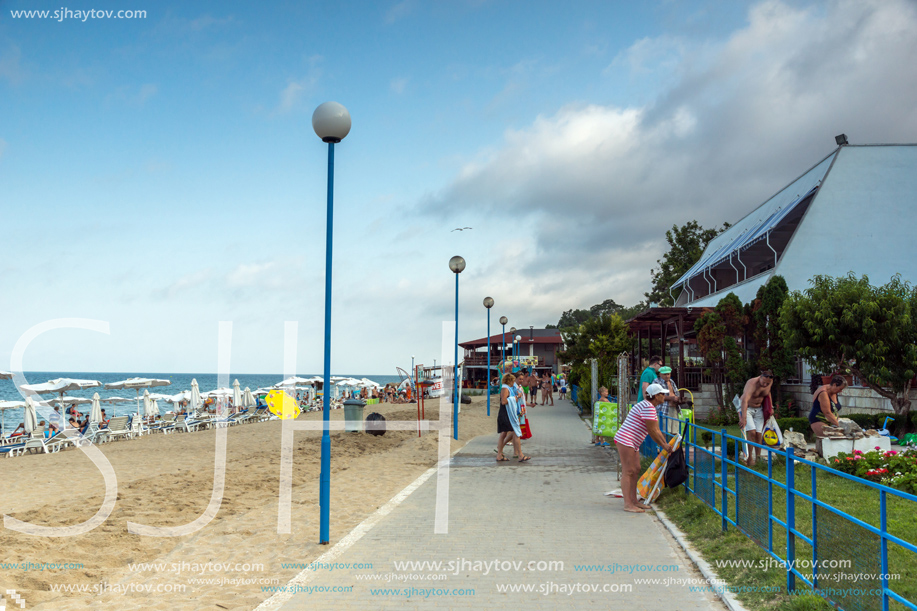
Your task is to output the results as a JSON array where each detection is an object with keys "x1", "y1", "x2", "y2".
[{"x1": 831, "y1": 448, "x2": 917, "y2": 494}]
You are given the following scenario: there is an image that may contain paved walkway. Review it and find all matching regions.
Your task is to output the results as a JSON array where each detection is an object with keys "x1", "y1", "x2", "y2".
[{"x1": 275, "y1": 397, "x2": 726, "y2": 610}]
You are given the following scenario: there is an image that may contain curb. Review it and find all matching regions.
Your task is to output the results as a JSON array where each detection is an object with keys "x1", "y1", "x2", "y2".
[{"x1": 653, "y1": 507, "x2": 749, "y2": 611}]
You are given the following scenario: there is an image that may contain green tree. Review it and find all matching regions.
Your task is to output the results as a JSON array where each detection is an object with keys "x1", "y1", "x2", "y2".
[
  {"x1": 750, "y1": 275, "x2": 795, "y2": 405},
  {"x1": 694, "y1": 293, "x2": 747, "y2": 417},
  {"x1": 646, "y1": 220, "x2": 731, "y2": 306},
  {"x1": 780, "y1": 274, "x2": 917, "y2": 435},
  {"x1": 559, "y1": 313, "x2": 632, "y2": 408}
]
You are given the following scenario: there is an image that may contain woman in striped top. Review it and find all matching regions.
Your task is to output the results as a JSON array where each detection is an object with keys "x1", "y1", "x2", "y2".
[{"x1": 615, "y1": 383, "x2": 673, "y2": 513}]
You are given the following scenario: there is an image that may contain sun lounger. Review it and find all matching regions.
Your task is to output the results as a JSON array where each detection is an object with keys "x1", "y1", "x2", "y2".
[{"x1": 106, "y1": 416, "x2": 133, "y2": 441}]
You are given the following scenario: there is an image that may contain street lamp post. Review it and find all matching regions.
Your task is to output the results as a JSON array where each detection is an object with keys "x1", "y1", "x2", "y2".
[
  {"x1": 510, "y1": 327, "x2": 517, "y2": 366},
  {"x1": 312, "y1": 101, "x2": 351, "y2": 545},
  {"x1": 499, "y1": 316, "x2": 507, "y2": 374},
  {"x1": 483, "y1": 297, "x2": 494, "y2": 416},
  {"x1": 515, "y1": 335, "x2": 522, "y2": 369},
  {"x1": 449, "y1": 256, "x2": 466, "y2": 440}
]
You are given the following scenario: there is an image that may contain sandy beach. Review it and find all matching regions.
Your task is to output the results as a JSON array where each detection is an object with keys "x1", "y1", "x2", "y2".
[{"x1": 0, "y1": 395, "x2": 497, "y2": 610}]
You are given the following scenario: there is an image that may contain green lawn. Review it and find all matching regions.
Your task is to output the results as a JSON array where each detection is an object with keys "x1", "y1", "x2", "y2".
[{"x1": 650, "y1": 451, "x2": 917, "y2": 611}]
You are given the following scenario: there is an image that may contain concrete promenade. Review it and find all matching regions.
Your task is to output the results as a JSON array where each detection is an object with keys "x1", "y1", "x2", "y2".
[{"x1": 275, "y1": 396, "x2": 726, "y2": 610}]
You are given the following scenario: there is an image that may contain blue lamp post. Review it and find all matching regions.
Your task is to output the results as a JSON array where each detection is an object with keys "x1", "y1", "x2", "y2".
[
  {"x1": 510, "y1": 327, "x2": 517, "y2": 368},
  {"x1": 449, "y1": 256, "x2": 465, "y2": 440},
  {"x1": 500, "y1": 317, "x2": 507, "y2": 371},
  {"x1": 312, "y1": 101, "x2": 351, "y2": 545},
  {"x1": 483, "y1": 297, "x2": 494, "y2": 416}
]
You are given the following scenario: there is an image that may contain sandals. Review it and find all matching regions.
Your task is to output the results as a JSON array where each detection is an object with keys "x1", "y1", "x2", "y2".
[
  {"x1": 518, "y1": 455, "x2": 532, "y2": 462},
  {"x1": 496, "y1": 455, "x2": 509, "y2": 462}
]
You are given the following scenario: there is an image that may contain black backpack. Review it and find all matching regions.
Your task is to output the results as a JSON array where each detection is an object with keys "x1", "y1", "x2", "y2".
[
  {"x1": 365, "y1": 412, "x2": 386, "y2": 436},
  {"x1": 664, "y1": 422, "x2": 689, "y2": 489}
]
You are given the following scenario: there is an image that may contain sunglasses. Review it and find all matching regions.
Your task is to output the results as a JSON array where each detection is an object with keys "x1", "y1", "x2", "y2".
[{"x1": 761, "y1": 373, "x2": 774, "y2": 379}]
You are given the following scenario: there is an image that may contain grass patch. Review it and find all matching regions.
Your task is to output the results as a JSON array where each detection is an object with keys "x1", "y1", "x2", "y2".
[{"x1": 647, "y1": 450, "x2": 917, "y2": 611}]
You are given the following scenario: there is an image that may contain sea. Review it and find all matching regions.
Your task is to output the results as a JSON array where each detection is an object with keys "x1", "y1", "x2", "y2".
[{"x1": 0, "y1": 372, "x2": 403, "y2": 432}]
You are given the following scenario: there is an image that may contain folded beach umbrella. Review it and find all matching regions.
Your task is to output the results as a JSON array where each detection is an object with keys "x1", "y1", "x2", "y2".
[
  {"x1": 151, "y1": 399, "x2": 161, "y2": 417},
  {"x1": 242, "y1": 387, "x2": 257, "y2": 409},
  {"x1": 90, "y1": 393, "x2": 103, "y2": 424},
  {"x1": 190, "y1": 379, "x2": 202, "y2": 414},
  {"x1": 142, "y1": 390, "x2": 155, "y2": 418},
  {"x1": 233, "y1": 379, "x2": 242, "y2": 411},
  {"x1": 23, "y1": 396, "x2": 38, "y2": 434}
]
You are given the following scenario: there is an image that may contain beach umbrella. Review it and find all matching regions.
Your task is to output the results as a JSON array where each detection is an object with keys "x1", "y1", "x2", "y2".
[
  {"x1": 23, "y1": 396, "x2": 38, "y2": 434},
  {"x1": 190, "y1": 379, "x2": 202, "y2": 413},
  {"x1": 104, "y1": 378, "x2": 171, "y2": 418},
  {"x1": 360, "y1": 378, "x2": 382, "y2": 387},
  {"x1": 242, "y1": 387, "x2": 256, "y2": 409},
  {"x1": 233, "y1": 380, "x2": 242, "y2": 413},
  {"x1": 90, "y1": 393, "x2": 103, "y2": 424},
  {"x1": 51, "y1": 396, "x2": 93, "y2": 408},
  {"x1": 203, "y1": 387, "x2": 234, "y2": 398},
  {"x1": 20, "y1": 378, "x2": 102, "y2": 419},
  {"x1": 0, "y1": 400, "x2": 26, "y2": 436},
  {"x1": 151, "y1": 399, "x2": 161, "y2": 417}
]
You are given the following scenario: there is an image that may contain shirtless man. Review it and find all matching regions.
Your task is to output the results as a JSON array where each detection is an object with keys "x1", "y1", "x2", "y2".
[{"x1": 739, "y1": 370, "x2": 774, "y2": 466}]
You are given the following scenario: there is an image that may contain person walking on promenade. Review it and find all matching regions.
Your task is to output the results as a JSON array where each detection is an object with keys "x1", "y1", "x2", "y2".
[
  {"x1": 739, "y1": 370, "x2": 775, "y2": 466},
  {"x1": 528, "y1": 372, "x2": 538, "y2": 405},
  {"x1": 641, "y1": 356, "x2": 663, "y2": 400},
  {"x1": 496, "y1": 373, "x2": 530, "y2": 462},
  {"x1": 544, "y1": 372, "x2": 554, "y2": 406},
  {"x1": 615, "y1": 383, "x2": 673, "y2": 513}
]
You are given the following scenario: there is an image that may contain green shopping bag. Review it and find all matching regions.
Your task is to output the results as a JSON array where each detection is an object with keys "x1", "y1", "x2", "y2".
[{"x1": 593, "y1": 402, "x2": 619, "y2": 439}]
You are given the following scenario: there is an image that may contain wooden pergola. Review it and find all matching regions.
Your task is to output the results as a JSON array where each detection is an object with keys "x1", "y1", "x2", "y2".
[{"x1": 625, "y1": 307, "x2": 713, "y2": 388}]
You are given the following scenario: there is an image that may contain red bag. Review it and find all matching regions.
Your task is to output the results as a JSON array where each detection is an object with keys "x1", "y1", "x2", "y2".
[{"x1": 519, "y1": 416, "x2": 533, "y2": 440}]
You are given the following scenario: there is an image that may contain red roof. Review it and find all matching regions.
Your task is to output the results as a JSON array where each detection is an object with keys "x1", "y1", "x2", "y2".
[{"x1": 460, "y1": 332, "x2": 563, "y2": 349}]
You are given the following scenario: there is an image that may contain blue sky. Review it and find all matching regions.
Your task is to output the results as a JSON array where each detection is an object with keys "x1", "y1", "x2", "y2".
[{"x1": 2, "y1": 0, "x2": 916, "y2": 375}]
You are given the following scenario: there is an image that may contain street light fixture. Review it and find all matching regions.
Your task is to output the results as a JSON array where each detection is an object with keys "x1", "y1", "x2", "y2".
[
  {"x1": 449, "y1": 255, "x2": 465, "y2": 440},
  {"x1": 313, "y1": 100, "x2": 351, "y2": 545},
  {"x1": 499, "y1": 317, "x2": 508, "y2": 365},
  {"x1": 483, "y1": 297, "x2": 494, "y2": 416}
]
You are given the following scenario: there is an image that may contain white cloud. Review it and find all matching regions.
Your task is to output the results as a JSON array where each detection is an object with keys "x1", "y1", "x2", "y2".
[
  {"x1": 0, "y1": 43, "x2": 23, "y2": 85},
  {"x1": 277, "y1": 59, "x2": 322, "y2": 113},
  {"x1": 390, "y1": 76, "x2": 409, "y2": 94},
  {"x1": 385, "y1": 0, "x2": 415, "y2": 24},
  {"x1": 419, "y1": 0, "x2": 917, "y2": 306},
  {"x1": 137, "y1": 83, "x2": 158, "y2": 104}
]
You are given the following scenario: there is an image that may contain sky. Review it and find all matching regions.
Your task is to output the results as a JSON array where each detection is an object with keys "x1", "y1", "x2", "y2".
[{"x1": 1, "y1": 0, "x2": 916, "y2": 375}]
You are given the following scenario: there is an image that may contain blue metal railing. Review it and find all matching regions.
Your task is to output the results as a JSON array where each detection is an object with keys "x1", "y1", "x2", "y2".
[{"x1": 640, "y1": 415, "x2": 917, "y2": 611}]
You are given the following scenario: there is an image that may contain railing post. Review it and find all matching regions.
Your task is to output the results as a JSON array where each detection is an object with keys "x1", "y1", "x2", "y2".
[
  {"x1": 767, "y1": 450, "x2": 773, "y2": 553},
  {"x1": 811, "y1": 466, "x2": 818, "y2": 589},
  {"x1": 721, "y1": 429, "x2": 727, "y2": 532},
  {"x1": 880, "y1": 490, "x2": 889, "y2": 611},
  {"x1": 786, "y1": 444, "x2": 795, "y2": 593}
]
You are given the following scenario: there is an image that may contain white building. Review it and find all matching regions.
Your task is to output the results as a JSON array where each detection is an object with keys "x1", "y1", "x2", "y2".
[
  {"x1": 672, "y1": 143, "x2": 917, "y2": 307},
  {"x1": 669, "y1": 141, "x2": 917, "y2": 416}
]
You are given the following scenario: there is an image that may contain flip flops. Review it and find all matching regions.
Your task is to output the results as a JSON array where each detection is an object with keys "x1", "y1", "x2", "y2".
[{"x1": 518, "y1": 455, "x2": 531, "y2": 462}]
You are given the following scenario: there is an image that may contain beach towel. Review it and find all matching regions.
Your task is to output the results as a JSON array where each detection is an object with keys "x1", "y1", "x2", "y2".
[
  {"x1": 592, "y1": 401, "x2": 619, "y2": 439},
  {"x1": 763, "y1": 394, "x2": 773, "y2": 421},
  {"x1": 637, "y1": 436, "x2": 682, "y2": 503}
]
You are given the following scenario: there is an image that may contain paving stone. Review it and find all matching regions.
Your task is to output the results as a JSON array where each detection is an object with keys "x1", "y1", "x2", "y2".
[{"x1": 277, "y1": 398, "x2": 726, "y2": 610}]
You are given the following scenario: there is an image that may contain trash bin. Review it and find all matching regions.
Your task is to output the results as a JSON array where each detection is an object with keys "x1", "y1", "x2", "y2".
[{"x1": 343, "y1": 399, "x2": 366, "y2": 432}]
